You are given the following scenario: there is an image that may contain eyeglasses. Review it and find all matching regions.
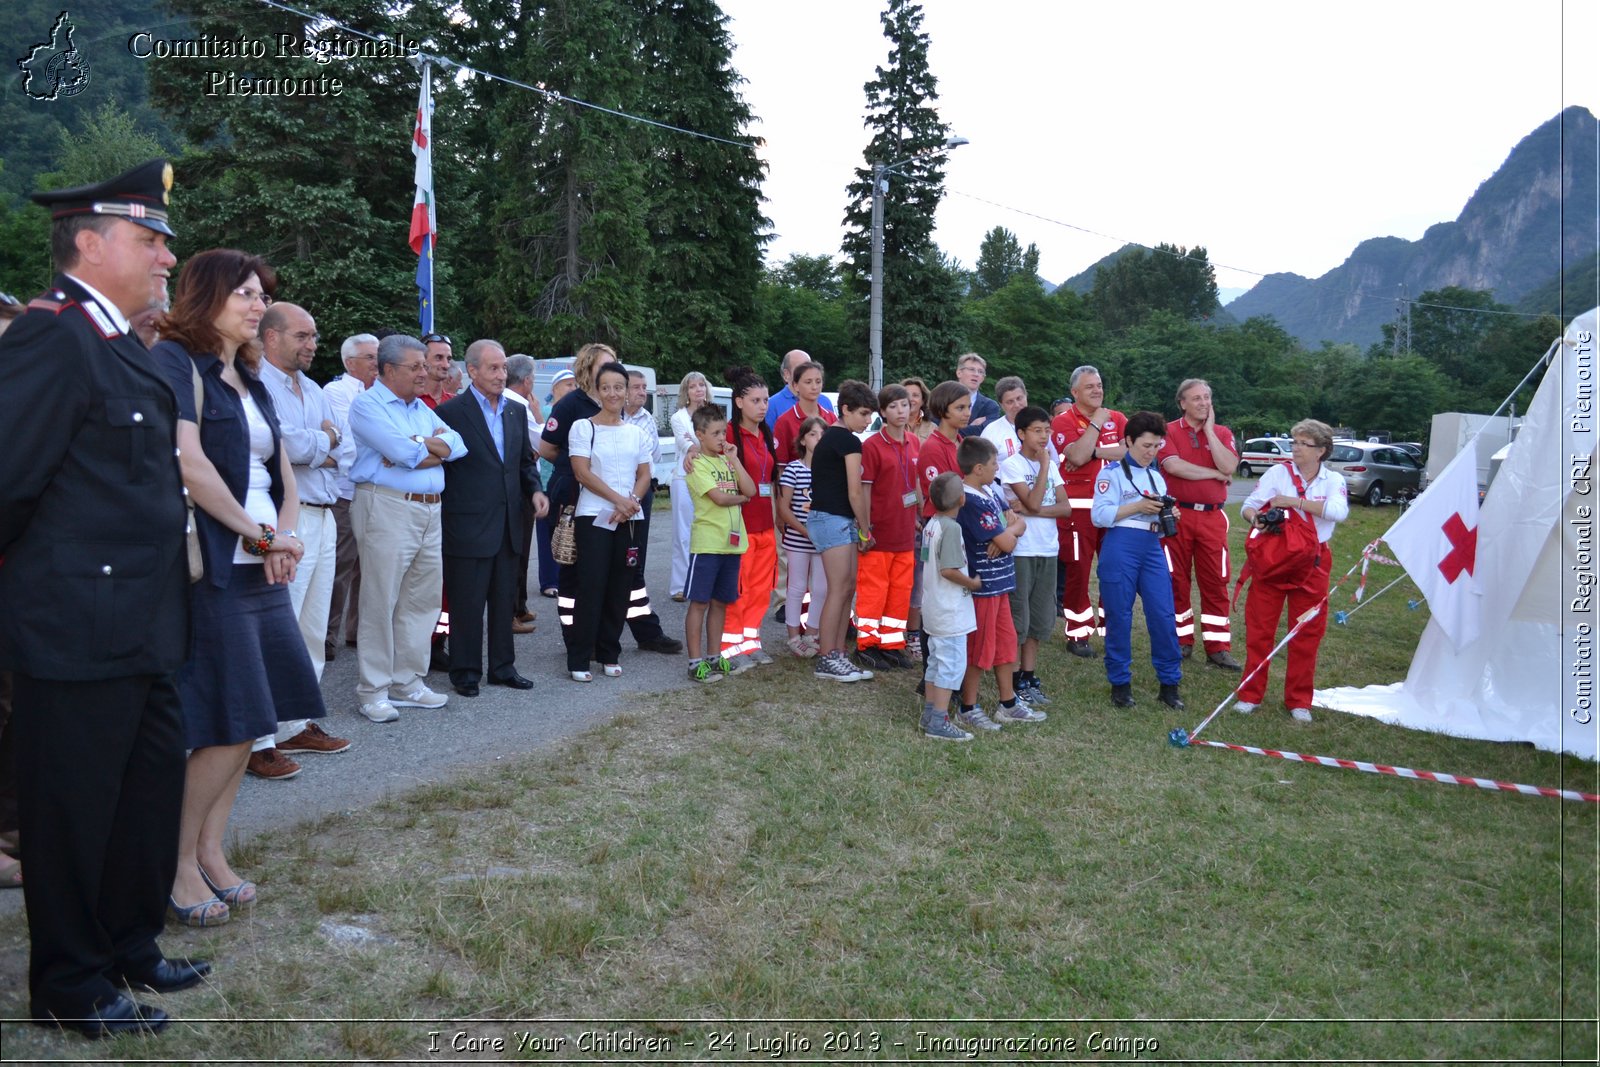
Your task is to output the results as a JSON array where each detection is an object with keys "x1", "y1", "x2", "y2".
[
  {"x1": 231, "y1": 286, "x2": 273, "y2": 306},
  {"x1": 422, "y1": 333, "x2": 452, "y2": 346}
]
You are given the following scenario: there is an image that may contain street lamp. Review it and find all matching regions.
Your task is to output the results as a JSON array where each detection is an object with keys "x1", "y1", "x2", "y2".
[{"x1": 869, "y1": 135, "x2": 969, "y2": 392}]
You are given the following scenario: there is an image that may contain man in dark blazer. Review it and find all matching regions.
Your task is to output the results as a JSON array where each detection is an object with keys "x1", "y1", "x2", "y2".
[
  {"x1": 436, "y1": 340, "x2": 548, "y2": 696},
  {"x1": 0, "y1": 160, "x2": 208, "y2": 1037},
  {"x1": 956, "y1": 351, "x2": 1004, "y2": 437}
]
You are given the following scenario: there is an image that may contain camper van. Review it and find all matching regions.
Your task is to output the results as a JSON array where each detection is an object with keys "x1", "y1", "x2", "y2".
[{"x1": 654, "y1": 382, "x2": 734, "y2": 490}]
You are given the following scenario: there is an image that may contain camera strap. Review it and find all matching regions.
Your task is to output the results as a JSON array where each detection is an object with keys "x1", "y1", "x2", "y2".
[{"x1": 1119, "y1": 455, "x2": 1162, "y2": 497}]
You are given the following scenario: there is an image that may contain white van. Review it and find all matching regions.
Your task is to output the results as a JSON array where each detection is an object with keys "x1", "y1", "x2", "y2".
[{"x1": 654, "y1": 383, "x2": 734, "y2": 491}]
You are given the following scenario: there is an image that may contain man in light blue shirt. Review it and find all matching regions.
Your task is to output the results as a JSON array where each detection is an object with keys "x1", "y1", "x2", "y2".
[
  {"x1": 348, "y1": 335, "x2": 468, "y2": 723},
  {"x1": 764, "y1": 348, "x2": 837, "y2": 428}
]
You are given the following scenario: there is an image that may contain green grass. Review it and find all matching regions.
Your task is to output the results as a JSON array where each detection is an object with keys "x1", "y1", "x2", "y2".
[{"x1": 1, "y1": 506, "x2": 1593, "y2": 1062}]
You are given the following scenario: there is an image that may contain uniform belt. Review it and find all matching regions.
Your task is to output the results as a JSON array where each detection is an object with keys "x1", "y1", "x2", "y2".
[
  {"x1": 1112, "y1": 518, "x2": 1161, "y2": 532},
  {"x1": 1177, "y1": 501, "x2": 1222, "y2": 512},
  {"x1": 358, "y1": 483, "x2": 442, "y2": 505},
  {"x1": 300, "y1": 501, "x2": 332, "y2": 509}
]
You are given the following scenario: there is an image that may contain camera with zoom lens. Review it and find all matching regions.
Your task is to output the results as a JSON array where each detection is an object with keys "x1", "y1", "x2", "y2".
[
  {"x1": 1258, "y1": 506, "x2": 1288, "y2": 532},
  {"x1": 1152, "y1": 494, "x2": 1179, "y2": 538}
]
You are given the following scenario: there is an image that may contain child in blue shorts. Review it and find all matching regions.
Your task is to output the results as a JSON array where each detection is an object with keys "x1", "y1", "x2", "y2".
[
  {"x1": 684, "y1": 406, "x2": 755, "y2": 682},
  {"x1": 919, "y1": 472, "x2": 978, "y2": 740}
]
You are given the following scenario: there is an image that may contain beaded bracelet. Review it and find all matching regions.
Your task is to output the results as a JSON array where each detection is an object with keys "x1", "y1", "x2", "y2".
[{"x1": 241, "y1": 523, "x2": 276, "y2": 557}]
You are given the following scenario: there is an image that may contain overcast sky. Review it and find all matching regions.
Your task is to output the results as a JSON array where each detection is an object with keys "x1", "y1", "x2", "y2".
[{"x1": 721, "y1": 0, "x2": 1597, "y2": 297}]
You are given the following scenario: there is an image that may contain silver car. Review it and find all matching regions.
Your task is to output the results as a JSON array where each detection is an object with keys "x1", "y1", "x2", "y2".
[{"x1": 1325, "y1": 441, "x2": 1427, "y2": 506}]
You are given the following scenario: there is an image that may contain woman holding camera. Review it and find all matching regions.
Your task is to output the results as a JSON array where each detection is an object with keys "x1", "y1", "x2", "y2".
[
  {"x1": 1236, "y1": 419, "x2": 1349, "y2": 722},
  {"x1": 1091, "y1": 411, "x2": 1184, "y2": 711}
]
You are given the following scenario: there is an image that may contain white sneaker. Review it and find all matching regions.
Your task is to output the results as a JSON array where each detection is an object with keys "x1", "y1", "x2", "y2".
[
  {"x1": 995, "y1": 698, "x2": 1046, "y2": 724},
  {"x1": 749, "y1": 647, "x2": 775, "y2": 666},
  {"x1": 359, "y1": 699, "x2": 399, "y2": 723},
  {"x1": 1234, "y1": 701, "x2": 1257, "y2": 714},
  {"x1": 391, "y1": 683, "x2": 447, "y2": 708},
  {"x1": 1290, "y1": 707, "x2": 1313, "y2": 722}
]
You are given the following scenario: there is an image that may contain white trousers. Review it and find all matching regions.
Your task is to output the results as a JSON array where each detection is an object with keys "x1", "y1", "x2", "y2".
[{"x1": 352, "y1": 486, "x2": 443, "y2": 703}]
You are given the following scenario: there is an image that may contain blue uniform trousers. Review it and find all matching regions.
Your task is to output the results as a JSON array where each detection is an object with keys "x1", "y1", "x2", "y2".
[{"x1": 1098, "y1": 526, "x2": 1183, "y2": 686}]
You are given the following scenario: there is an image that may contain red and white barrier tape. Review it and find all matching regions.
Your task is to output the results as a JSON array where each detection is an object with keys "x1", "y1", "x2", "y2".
[{"x1": 1186, "y1": 737, "x2": 1600, "y2": 803}]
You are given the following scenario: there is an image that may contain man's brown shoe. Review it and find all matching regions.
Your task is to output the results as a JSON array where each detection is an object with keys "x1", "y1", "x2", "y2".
[
  {"x1": 278, "y1": 722, "x2": 352, "y2": 755},
  {"x1": 512, "y1": 617, "x2": 536, "y2": 634},
  {"x1": 246, "y1": 748, "x2": 301, "y2": 780}
]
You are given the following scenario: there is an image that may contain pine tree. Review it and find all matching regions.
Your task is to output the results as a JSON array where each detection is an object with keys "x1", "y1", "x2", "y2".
[
  {"x1": 467, "y1": 0, "x2": 654, "y2": 360},
  {"x1": 147, "y1": 0, "x2": 460, "y2": 377},
  {"x1": 632, "y1": 0, "x2": 768, "y2": 381},
  {"x1": 971, "y1": 226, "x2": 1042, "y2": 298},
  {"x1": 840, "y1": 0, "x2": 962, "y2": 379}
]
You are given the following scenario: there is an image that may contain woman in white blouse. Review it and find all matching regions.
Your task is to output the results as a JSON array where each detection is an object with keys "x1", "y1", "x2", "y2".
[
  {"x1": 668, "y1": 371, "x2": 712, "y2": 601},
  {"x1": 567, "y1": 363, "x2": 654, "y2": 682},
  {"x1": 1237, "y1": 418, "x2": 1351, "y2": 722}
]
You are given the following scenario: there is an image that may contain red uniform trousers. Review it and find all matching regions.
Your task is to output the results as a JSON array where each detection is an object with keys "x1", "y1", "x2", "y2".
[
  {"x1": 1238, "y1": 544, "x2": 1332, "y2": 710},
  {"x1": 854, "y1": 549, "x2": 914, "y2": 650},
  {"x1": 1056, "y1": 503, "x2": 1104, "y2": 642},
  {"x1": 1163, "y1": 507, "x2": 1233, "y2": 653},
  {"x1": 721, "y1": 528, "x2": 776, "y2": 658}
]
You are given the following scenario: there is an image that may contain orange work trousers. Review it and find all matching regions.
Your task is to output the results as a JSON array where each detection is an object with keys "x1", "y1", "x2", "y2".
[
  {"x1": 721, "y1": 528, "x2": 776, "y2": 658},
  {"x1": 855, "y1": 549, "x2": 914, "y2": 650}
]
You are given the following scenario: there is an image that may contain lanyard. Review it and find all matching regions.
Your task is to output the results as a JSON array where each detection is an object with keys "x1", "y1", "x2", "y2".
[{"x1": 1119, "y1": 455, "x2": 1161, "y2": 497}]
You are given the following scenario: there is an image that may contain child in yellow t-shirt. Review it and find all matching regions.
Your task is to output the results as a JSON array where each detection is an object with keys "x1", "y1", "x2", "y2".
[{"x1": 684, "y1": 406, "x2": 755, "y2": 682}]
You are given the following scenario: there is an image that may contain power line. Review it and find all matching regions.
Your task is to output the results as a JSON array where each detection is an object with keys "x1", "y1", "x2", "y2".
[{"x1": 251, "y1": 0, "x2": 758, "y2": 151}]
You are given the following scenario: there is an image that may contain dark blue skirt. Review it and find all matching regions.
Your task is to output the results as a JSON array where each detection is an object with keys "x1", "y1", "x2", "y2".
[{"x1": 177, "y1": 563, "x2": 327, "y2": 749}]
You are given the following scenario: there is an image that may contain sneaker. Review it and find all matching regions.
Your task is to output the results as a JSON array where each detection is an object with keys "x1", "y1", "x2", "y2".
[
  {"x1": 786, "y1": 634, "x2": 817, "y2": 658},
  {"x1": 816, "y1": 651, "x2": 868, "y2": 683},
  {"x1": 749, "y1": 648, "x2": 775, "y2": 666},
  {"x1": 847, "y1": 653, "x2": 876, "y2": 680},
  {"x1": 358, "y1": 699, "x2": 399, "y2": 724},
  {"x1": 688, "y1": 659, "x2": 721, "y2": 684},
  {"x1": 245, "y1": 748, "x2": 302, "y2": 780},
  {"x1": 277, "y1": 722, "x2": 351, "y2": 755},
  {"x1": 905, "y1": 633, "x2": 924, "y2": 661},
  {"x1": 922, "y1": 714, "x2": 973, "y2": 742},
  {"x1": 390, "y1": 683, "x2": 447, "y2": 709},
  {"x1": 720, "y1": 654, "x2": 754, "y2": 676},
  {"x1": 955, "y1": 705, "x2": 1002, "y2": 732},
  {"x1": 1019, "y1": 680, "x2": 1052, "y2": 706},
  {"x1": 1207, "y1": 650, "x2": 1243, "y2": 671},
  {"x1": 1234, "y1": 701, "x2": 1257, "y2": 714},
  {"x1": 995, "y1": 698, "x2": 1046, "y2": 724},
  {"x1": 1290, "y1": 707, "x2": 1314, "y2": 722},
  {"x1": 1067, "y1": 639, "x2": 1096, "y2": 659}
]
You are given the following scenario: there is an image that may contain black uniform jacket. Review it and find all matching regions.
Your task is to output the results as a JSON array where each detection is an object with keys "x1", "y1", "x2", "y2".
[
  {"x1": 436, "y1": 388, "x2": 542, "y2": 558},
  {"x1": 0, "y1": 275, "x2": 189, "y2": 680}
]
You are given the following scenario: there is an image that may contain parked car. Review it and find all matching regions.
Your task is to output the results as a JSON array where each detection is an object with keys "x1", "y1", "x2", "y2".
[
  {"x1": 1236, "y1": 437, "x2": 1294, "y2": 479},
  {"x1": 1394, "y1": 441, "x2": 1425, "y2": 462},
  {"x1": 1325, "y1": 441, "x2": 1427, "y2": 506}
]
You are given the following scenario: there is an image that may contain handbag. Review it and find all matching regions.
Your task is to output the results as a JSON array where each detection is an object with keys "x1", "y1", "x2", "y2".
[
  {"x1": 1235, "y1": 467, "x2": 1321, "y2": 601},
  {"x1": 551, "y1": 505, "x2": 578, "y2": 565},
  {"x1": 184, "y1": 361, "x2": 204, "y2": 583}
]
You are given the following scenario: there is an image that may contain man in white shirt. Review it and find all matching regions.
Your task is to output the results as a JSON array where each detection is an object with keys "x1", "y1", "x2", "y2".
[
  {"x1": 502, "y1": 353, "x2": 542, "y2": 627},
  {"x1": 323, "y1": 333, "x2": 377, "y2": 660},
  {"x1": 250, "y1": 305, "x2": 354, "y2": 778}
]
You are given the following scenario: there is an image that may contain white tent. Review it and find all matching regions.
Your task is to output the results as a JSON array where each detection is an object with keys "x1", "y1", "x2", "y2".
[{"x1": 1316, "y1": 308, "x2": 1599, "y2": 761}]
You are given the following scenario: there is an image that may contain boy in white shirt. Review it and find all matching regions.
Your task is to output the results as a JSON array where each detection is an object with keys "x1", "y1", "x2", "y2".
[
  {"x1": 919, "y1": 472, "x2": 979, "y2": 741},
  {"x1": 999, "y1": 406, "x2": 1073, "y2": 706}
]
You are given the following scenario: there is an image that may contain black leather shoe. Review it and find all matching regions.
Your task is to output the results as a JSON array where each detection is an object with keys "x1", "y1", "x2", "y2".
[
  {"x1": 636, "y1": 635, "x2": 684, "y2": 654},
  {"x1": 1158, "y1": 683, "x2": 1185, "y2": 710},
  {"x1": 1207, "y1": 650, "x2": 1242, "y2": 671},
  {"x1": 1068, "y1": 639, "x2": 1096, "y2": 659},
  {"x1": 453, "y1": 682, "x2": 480, "y2": 697},
  {"x1": 1111, "y1": 683, "x2": 1136, "y2": 708},
  {"x1": 116, "y1": 956, "x2": 211, "y2": 994},
  {"x1": 487, "y1": 672, "x2": 535, "y2": 690},
  {"x1": 43, "y1": 994, "x2": 169, "y2": 1038}
]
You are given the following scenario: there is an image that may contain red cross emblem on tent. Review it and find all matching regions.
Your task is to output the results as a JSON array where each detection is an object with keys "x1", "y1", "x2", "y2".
[{"x1": 1437, "y1": 513, "x2": 1477, "y2": 583}]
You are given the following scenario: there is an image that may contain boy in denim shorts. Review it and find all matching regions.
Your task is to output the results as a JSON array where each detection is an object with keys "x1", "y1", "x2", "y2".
[
  {"x1": 919, "y1": 472, "x2": 978, "y2": 740},
  {"x1": 684, "y1": 406, "x2": 755, "y2": 682}
]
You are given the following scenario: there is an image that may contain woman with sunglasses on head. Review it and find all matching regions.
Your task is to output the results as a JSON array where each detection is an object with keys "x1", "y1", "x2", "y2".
[{"x1": 149, "y1": 249, "x2": 324, "y2": 926}]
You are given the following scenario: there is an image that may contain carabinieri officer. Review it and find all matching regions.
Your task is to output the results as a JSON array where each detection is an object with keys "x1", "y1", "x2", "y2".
[
  {"x1": 0, "y1": 159, "x2": 207, "y2": 1037},
  {"x1": 1090, "y1": 410, "x2": 1184, "y2": 712}
]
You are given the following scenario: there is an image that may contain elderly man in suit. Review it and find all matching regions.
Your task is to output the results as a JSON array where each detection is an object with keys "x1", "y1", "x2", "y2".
[
  {"x1": 0, "y1": 159, "x2": 211, "y2": 1037},
  {"x1": 436, "y1": 340, "x2": 548, "y2": 696}
]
